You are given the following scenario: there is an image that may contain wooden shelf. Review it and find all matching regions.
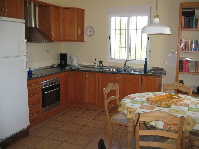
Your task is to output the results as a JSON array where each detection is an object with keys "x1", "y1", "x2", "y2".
[
  {"x1": 180, "y1": 51, "x2": 199, "y2": 53},
  {"x1": 179, "y1": 72, "x2": 199, "y2": 75},
  {"x1": 181, "y1": 28, "x2": 199, "y2": 31}
]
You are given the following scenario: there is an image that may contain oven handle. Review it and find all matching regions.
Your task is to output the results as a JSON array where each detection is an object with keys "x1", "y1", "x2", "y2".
[{"x1": 44, "y1": 88, "x2": 59, "y2": 94}]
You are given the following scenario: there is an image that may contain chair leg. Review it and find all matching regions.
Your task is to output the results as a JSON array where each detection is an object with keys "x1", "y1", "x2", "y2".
[
  {"x1": 108, "y1": 123, "x2": 113, "y2": 149},
  {"x1": 118, "y1": 126, "x2": 121, "y2": 142}
]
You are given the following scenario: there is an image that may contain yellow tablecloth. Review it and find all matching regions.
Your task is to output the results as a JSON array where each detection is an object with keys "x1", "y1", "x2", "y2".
[{"x1": 119, "y1": 92, "x2": 199, "y2": 131}]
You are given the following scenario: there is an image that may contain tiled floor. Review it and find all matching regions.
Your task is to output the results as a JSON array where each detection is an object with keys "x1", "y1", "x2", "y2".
[{"x1": 8, "y1": 107, "x2": 128, "y2": 149}]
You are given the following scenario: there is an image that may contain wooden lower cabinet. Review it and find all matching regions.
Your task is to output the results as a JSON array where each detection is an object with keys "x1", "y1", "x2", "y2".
[
  {"x1": 27, "y1": 78, "x2": 42, "y2": 125},
  {"x1": 118, "y1": 74, "x2": 142, "y2": 99},
  {"x1": 60, "y1": 72, "x2": 70, "y2": 108},
  {"x1": 70, "y1": 71, "x2": 98, "y2": 108},
  {"x1": 98, "y1": 73, "x2": 118, "y2": 106},
  {"x1": 70, "y1": 71, "x2": 86, "y2": 103},
  {"x1": 141, "y1": 75, "x2": 162, "y2": 92}
]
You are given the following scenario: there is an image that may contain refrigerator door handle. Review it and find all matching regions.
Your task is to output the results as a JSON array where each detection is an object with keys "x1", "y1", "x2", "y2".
[
  {"x1": 22, "y1": 57, "x2": 28, "y2": 72},
  {"x1": 20, "y1": 39, "x2": 27, "y2": 53}
]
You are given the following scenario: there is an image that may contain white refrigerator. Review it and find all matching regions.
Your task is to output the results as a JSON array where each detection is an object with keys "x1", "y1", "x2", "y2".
[{"x1": 0, "y1": 17, "x2": 29, "y2": 140}]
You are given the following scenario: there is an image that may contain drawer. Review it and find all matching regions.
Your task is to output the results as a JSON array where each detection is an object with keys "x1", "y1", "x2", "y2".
[
  {"x1": 28, "y1": 89, "x2": 41, "y2": 97},
  {"x1": 29, "y1": 107, "x2": 42, "y2": 121},
  {"x1": 27, "y1": 78, "x2": 41, "y2": 90},
  {"x1": 29, "y1": 97, "x2": 41, "y2": 108}
]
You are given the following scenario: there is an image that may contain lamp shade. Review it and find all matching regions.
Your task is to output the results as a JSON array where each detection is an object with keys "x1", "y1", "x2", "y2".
[{"x1": 142, "y1": 18, "x2": 171, "y2": 34}]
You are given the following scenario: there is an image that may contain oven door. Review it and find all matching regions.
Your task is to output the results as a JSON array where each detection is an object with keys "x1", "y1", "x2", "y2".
[{"x1": 42, "y1": 84, "x2": 60, "y2": 113}]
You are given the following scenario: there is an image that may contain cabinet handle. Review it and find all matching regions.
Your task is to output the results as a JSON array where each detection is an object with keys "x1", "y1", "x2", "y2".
[
  {"x1": 52, "y1": 32, "x2": 54, "y2": 38},
  {"x1": 78, "y1": 28, "x2": 81, "y2": 35},
  {"x1": 86, "y1": 74, "x2": 88, "y2": 80}
]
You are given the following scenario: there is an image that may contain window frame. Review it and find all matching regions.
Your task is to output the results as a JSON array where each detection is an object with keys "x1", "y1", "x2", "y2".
[{"x1": 107, "y1": 6, "x2": 151, "y2": 64}]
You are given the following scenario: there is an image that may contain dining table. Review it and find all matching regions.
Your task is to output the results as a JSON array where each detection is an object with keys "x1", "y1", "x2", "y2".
[{"x1": 118, "y1": 92, "x2": 199, "y2": 149}]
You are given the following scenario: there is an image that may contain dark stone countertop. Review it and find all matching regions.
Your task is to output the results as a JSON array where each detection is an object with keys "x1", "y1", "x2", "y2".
[{"x1": 27, "y1": 66, "x2": 162, "y2": 80}]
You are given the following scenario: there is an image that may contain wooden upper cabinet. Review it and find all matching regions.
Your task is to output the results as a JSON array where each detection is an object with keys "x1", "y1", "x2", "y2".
[
  {"x1": 38, "y1": 5, "x2": 60, "y2": 41},
  {"x1": 38, "y1": 5, "x2": 85, "y2": 42},
  {"x1": 51, "y1": 6, "x2": 60, "y2": 41},
  {"x1": 60, "y1": 8, "x2": 77, "y2": 41},
  {"x1": 0, "y1": 0, "x2": 24, "y2": 19},
  {"x1": 77, "y1": 9, "x2": 85, "y2": 42}
]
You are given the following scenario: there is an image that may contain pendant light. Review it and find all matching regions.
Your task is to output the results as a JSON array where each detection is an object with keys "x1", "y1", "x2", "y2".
[{"x1": 142, "y1": 0, "x2": 171, "y2": 34}]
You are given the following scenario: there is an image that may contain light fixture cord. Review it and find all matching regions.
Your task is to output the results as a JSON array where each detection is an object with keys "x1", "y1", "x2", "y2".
[{"x1": 155, "y1": 0, "x2": 159, "y2": 18}]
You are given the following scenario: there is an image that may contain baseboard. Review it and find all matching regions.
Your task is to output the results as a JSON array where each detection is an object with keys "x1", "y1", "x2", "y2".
[{"x1": 0, "y1": 128, "x2": 29, "y2": 149}]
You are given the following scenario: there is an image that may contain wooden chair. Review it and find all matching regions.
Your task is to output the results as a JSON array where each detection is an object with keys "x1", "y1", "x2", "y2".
[
  {"x1": 103, "y1": 83, "x2": 128, "y2": 149},
  {"x1": 135, "y1": 111, "x2": 185, "y2": 149},
  {"x1": 163, "y1": 82, "x2": 192, "y2": 96}
]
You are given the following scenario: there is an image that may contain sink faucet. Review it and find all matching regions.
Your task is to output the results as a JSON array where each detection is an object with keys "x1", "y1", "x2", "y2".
[{"x1": 124, "y1": 59, "x2": 132, "y2": 72}]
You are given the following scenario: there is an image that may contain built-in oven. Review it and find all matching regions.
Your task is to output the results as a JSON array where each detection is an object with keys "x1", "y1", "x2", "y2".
[{"x1": 41, "y1": 77, "x2": 60, "y2": 113}]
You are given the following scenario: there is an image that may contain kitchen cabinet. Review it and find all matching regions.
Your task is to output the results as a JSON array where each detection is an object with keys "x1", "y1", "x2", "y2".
[
  {"x1": 38, "y1": 4, "x2": 85, "y2": 42},
  {"x1": 0, "y1": 0, "x2": 24, "y2": 19},
  {"x1": 70, "y1": 71, "x2": 86, "y2": 103},
  {"x1": 118, "y1": 74, "x2": 141, "y2": 99},
  {"x1": 27, "y1": 78, "x2": 42, "y2": 123},
  {"x1": 141, "y1": 75, "x2": 162, "y2": 92},
  {"x1": 98, "y1": 73, "x2": 118, "y2": 105},
  {"x1": 60, "y1": 72, "x2": 70, "y2": 108},
  {"x1": 85, "y1": 72, "x2": 98, "y2": 104},
  {"x1": 70, "y1": 71, "x2": 98, "y2": 106},
  {"x1": 175, "y1": 2, "x2": 199, "y2": 95},
  {"x1": 38, "y1": 5, "x2": 60, "y2": 41}
]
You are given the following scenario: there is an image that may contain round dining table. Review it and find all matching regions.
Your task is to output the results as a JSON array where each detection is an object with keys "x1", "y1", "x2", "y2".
[{"x1": 118, "y1": 92, "x2": 199, "y2": 149}]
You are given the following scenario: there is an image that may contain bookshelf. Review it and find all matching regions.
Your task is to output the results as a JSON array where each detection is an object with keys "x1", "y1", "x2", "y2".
[{"x1": 176, "y1": 2, "x2": 199, "y2": 96}]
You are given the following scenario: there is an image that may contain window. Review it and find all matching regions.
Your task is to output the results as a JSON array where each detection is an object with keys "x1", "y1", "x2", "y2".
[{"x1": 108, "y1": 6, "x2": 150, "y2": 64}]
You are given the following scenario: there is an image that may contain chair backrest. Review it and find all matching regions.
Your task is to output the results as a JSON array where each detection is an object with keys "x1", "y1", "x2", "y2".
[
  {"x1": 103, "y1": 83, "x2": 120, "y2": 122},
  {"x1": 163, "y1": 82, "x2": 192, "y2": 96},
  {"x1": 135, "y1": 111, "x2": 185, "y2": 149}
]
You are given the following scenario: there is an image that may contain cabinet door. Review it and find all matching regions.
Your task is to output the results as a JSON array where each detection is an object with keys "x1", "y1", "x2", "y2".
[
  {"x1": 38, "y1": 6, "x2": 51, "y2": 39},
  {"x1": 52, "y1": 6, "x2": 60, "y2": 41},
  {"x1": 60, "y1": 8, "x2": 77, "y2": 41},
  {"x1": 98, "y1": 73, "x2": 118, "y2": 105},
  {"x1": 70, "y1": 71, "x2": 86, "y2": 103},
  {"x1": 85, "y1": 72, "x2": 98, "y2": 104},
  {"x1": 2, "y1": 0, "x2": 22, "y2": 19},
  {"x1": 119, "y1": 74, "x2": 141, "y2": 99},
  {"x1": 60, "y1": 72, "x2": 70, "y2": 108},
  {"x1": 141, "y1": 76, "x2": 162, "y2": 92},
  {"x1": 77, "y1": 9, "x2": 84, "y2": 41}
]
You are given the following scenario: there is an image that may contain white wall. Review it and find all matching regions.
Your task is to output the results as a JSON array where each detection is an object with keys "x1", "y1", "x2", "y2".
[{"x1": 27, "y1": 0, "x2": 199, "y2": 87}]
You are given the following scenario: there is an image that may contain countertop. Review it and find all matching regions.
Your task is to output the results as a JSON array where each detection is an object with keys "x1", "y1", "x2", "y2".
[{"x1": 27, "y1": 66, "x2": 162, "y2": 80}]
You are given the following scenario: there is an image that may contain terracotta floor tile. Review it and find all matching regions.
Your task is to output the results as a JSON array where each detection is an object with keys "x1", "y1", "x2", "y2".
[
  {"x1": 65, "y1": 134, "x2": 93, "y2": 146},
  {"x1": 56, "y1": 142, "x2": 83, "y2": 149},
  {"x1": 32, "y1": 138, "x2": 62, "y2": 149},
  {"x1": 55, "y1": 114, "x2": 77, "y2": 122},
  {"x1": 95, "y1": 129, "x2": 109, "y2": 140},
  {"x1": 17, "y1": 135, "x2": 43, "y2": 147},
  {"x1": 30, "y1": 126, "x2": 55, "y2": 137},
  {"x1": 47, "y1": 130, "x2": 73, "y2": 142},
  {"x1": 86, "y1": 119, "x2": 107, "y2": 129},
  {"x1": 44, "y1": 120, "x2": 66, "y2": 129},
  {"x1": 66, "y1": 108, "x2": 87, "y2": 116},
  {"x1": 72, "y1": 117, "x2": 92, "y2": 126},
  {"x1": 95, "y1": 113, "x2": 107, "y2": 121},
  {"x1": 59, "y1": 123, "x2": 83, "y2": 133},
  {"x1": 80, "y1": 111, "x2": 100, "y2": 120},
  {"x1": 77, "y1": 126, "x2": 101, "y2": 137}
]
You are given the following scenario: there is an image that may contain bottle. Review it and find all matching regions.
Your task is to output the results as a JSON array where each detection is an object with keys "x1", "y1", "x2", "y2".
[
  {"x1": 99, "y1": 58, "x2": 103, "y2": 67},
  {"x1": 94, "y1": 58, "x2": 97, "y2": 68},
  {"x1": 28, "y1": 68, "x2": 32, "y2": 78},
  {"x1": 144, "y1": 58, "x2": 147, "y2": 74}
]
